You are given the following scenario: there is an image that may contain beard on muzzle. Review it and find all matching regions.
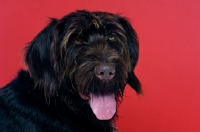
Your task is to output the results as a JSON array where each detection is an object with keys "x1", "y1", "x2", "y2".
[{"x1": 77, "y1": 74, "x2": 125, "y2": 97}]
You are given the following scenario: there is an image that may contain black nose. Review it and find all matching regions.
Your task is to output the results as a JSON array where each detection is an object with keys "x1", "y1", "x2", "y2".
[{"x1": 95, "y1": 63, "x2": 115, "y2": 80}]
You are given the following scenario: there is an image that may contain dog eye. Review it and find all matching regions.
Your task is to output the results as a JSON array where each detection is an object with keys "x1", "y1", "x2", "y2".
[
  {"x1": 107, "y1": 34, "x2": 116, "y2": 41},
  {"x1": 74, "y1": 37, "x2": 82, "y2": 44}
]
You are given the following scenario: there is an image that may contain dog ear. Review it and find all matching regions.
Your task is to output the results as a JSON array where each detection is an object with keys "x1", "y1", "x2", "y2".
[
  {"x1": 24, "y1": 18, "x2": 60, "y2": 97},
  {"x1": 118, "y1": 17, "x2": 142, "y2": 94}
]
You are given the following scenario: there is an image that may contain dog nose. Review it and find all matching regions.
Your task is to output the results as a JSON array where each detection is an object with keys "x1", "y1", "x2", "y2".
[{"x1": 95, "y1": 63, "x2": 115, "y2": 80}]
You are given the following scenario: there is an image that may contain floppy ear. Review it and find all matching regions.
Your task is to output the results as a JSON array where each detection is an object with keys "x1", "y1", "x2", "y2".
[
  {"x1": 118, "y1": 17, "x2": 142, "y2": 94},
  {"x1": 24, "y1": 18, "x2": 60, "y2": 97}
]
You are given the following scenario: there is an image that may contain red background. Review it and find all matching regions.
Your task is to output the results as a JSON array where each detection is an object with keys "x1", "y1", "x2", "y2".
[{"x1": 0, "y1": 0, "x2": 200, "y2": 131}]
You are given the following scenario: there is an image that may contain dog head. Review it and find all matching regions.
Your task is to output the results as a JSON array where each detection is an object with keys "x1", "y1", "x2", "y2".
[{"x1": 25, "y1": 10, "x2": 142, "y2": 120}]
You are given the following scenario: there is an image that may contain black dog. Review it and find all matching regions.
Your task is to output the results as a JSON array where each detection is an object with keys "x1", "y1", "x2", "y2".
[{"x1": 0, "y1": 10, "x2": 142, "y2": 132}]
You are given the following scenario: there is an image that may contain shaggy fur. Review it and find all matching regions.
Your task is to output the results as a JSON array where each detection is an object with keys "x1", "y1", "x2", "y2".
[{"x1": 0, "y1": 10, "x2": 142, "y2": 132}]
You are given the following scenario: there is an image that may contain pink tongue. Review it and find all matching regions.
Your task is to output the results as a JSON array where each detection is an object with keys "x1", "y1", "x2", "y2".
[{"x1": 89, "y1": 93, "x2": 116, "y2": 120}]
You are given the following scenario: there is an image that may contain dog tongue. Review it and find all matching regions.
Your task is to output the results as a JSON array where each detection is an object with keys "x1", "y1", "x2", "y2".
[{"x1": 89, "y1": 93, "x2": 116, "y2": 120}]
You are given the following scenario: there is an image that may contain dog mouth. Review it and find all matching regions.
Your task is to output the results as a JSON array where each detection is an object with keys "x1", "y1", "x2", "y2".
[{"x1": 79, "y1": 92, "x2": 116, "y2": 120}]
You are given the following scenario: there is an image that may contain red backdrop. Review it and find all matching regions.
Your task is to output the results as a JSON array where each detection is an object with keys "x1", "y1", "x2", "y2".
[{"x1": 0, "y1": 0, "x2": 200, "y2": 131}]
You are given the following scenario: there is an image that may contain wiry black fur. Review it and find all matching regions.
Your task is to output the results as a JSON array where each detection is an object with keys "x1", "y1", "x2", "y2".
[{"x1": 0, "y1": 10, "x2": 141, "y2": 132}]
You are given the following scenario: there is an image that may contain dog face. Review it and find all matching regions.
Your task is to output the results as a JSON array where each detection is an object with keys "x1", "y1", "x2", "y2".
[{"x1": 25, "y1": 10, "x2": 141, "y2": 120}]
